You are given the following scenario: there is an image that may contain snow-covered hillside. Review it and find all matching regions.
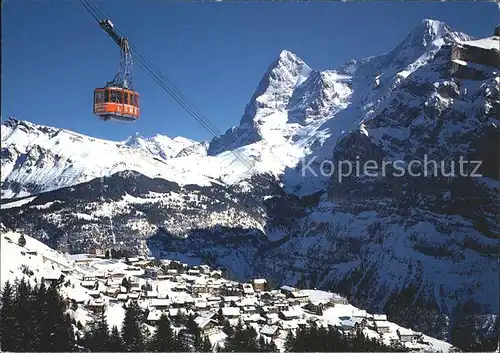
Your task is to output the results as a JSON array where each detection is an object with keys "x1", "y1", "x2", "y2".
[{"x1": 0, "y1": 230, "x2": 454, "y2": 352}]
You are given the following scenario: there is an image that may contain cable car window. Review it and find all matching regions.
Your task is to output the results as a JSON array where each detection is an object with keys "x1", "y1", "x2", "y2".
[
  {"x1": 104, "y1": 89, "x2": 110, "y2": 103},
  {"x1": 110, "y1": 90, "x2": 121, "y2": 103},
  {"x1": 95, "y1": 90, "x2": 104, "y2": 103},
  {"x1": 124, "y1": 92, "x2": 130, "y2": 105}
]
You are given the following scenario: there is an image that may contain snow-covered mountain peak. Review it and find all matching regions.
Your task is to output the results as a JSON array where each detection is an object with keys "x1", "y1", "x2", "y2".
[{"x1": 122, "y1": 132, "x2": 203, "y2": 160}]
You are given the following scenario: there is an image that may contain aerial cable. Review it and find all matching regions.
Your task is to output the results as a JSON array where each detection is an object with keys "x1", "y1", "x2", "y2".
[{"x1": 80, "y1": 0, "x2": 256, "y2": 173}]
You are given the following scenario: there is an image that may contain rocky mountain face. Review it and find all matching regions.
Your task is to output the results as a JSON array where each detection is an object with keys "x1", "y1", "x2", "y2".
[{"x1": 1, "y1": 19, "x2": 498, "y2": 349}]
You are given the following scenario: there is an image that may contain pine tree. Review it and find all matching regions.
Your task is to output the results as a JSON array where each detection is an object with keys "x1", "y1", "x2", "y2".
[
  {"x1": 86, "y1": 310, "x2": 110, "y2": 351},
  {"x1": 105, "y1": 250, "x2": 110, "y2": 259},
  {"x1": 150, "y1": 313, "x2": 175, "y2": 351},
  {"x1": 18, "y1": 234, "x2": 26, "y2": 247},
  {"x1": 108, "y1": 325, "x2": 124, "y2": 351},
  {"x1": 202, "y1": 336, "x2": 212, "y2": 352},
  {"x1": 283, "y1": 330, "x2": 295, "y2": 352},
  {"x1": 121, "y1": 301, "x2": 144, "y2": 351},
  {"x1": 0, "y1": 281, "x2": 16, "y2": 351}
]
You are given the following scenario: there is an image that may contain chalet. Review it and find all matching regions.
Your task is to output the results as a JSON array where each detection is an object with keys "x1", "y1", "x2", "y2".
[
  {"x1": 330, "y1": 294, "x2": 348, "y2": 305},
  {"x1": 260, "y1": 325, "x2": 279, "y2": 338},
  {"x1": 280, "y1": 285, "x2": 295, "y2": 295},
  {"x1": 305, "y1": 300, "x2": 325, "y2": 315},
  {"x1": 150, "y1": 298, "x2": 171, "y2": 310},
  {"x1": 375, "y1": 321, "x2": 391, "y2": 334},
  {"x1": 147, "y1": 310, "x2": 163, "y2": 325},
  {"x1": 397, "y1": 328, "x2": 418, "y2": 343},
  {"x1": 279, "y1": 320, "x2": 299, "y2": 332},
  {"x1": 43, "y1": 273, "x2": 64, "y2": 286},
  {"x1": 222, "y1": 296, "x2": 240, "y2": 307},
  {"x1": 195, "y1": 317, "x2": 218, "y2": 336},
  {"x1": 242, "y1": 283, "x2": 255, "y2": 295},
  {"x1": 144, "y1": 267, "x2": 165, "y2": 280},
  {"x1": 87, "y1": 290, "x2": 101, "y2": 299},
  {"x1": 207, "y1": 283, "x2": 222, "y2": 295},
  {"x1": 145, "y1": 291, "x2": 159, "y2": 298},
  {"x1": 339, "y1": 318, "x2": 365, "y2": 331},
  {"x1": 85, "y1": 299, "x2": 105, "y2": 313},
  {"x1": 187, "y1": 269, "x2": 201, "y2": 276},
  {"x1": 265, "y1": 313, "x2": 280, "y2": 325},
  {"x1": 167, "y1": 269, "x2": 178, "y2": 276},
  {"x1": 199, "y1": 265, "x2": 211, "y2": 273},
  {"x1": 128, "y1": 292, "x2": 140, "y2": 300},
  {"x1": 104, "y1": 286, "x2": 119, "y2": 297},
  {"x1": 117, "y1": 294, "x2": 128, "y2": 302},
  {"x1": 192, "y1": 284, "x2": 208, "y2": 295},
  {"x1": 80, "y1": 280, "x2": 97, "y2": 289},
  {"x1": 279, "y1": 310, "x2": 300, "y2": 321},
  {"x1": 82, "y1": 274, "x2": 96, "y2": 282},
  {"x1": 252, "y1": 278, "x2": 267, "y2": 292},
  {"x1": 195, "y1": 301, "x2": 208, "y2": 310},
  {"x1": 221, "y1": 307, "x2": 240, "y2": 318},
  {"x1": 290, "y1": 290, "x2": 309, "y2": 303},
  {"x1": 373, "y1": 314, "x2": 387, "y2": 322},
  {"x1": 242, "y1": 305, "x2": 258, "y2": 314},
  {"x1": 172, "y1": 283, "x2": 188, "y2": 292}
]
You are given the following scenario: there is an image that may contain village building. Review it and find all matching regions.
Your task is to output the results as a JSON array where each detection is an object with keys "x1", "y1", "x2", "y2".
[
  {"x1": 260, "y1": 325, "x2": 279, "y2": 338},
  {"x1": 241, "y1": 283, "x2": 255, "y2": 295},
  {"x1": 147, "y1": 310, "x2": 163, "y2": 325},
  {"x1": 375, "y1": 321, "x2": 391, "y2": 334},
  {"x1": 279, "y1": 310, "x2": 301, "y2": 321},
  {"x1": 150, "y1": 298, "x2": 171, "y2": 310},
  {"x1": 252, "y1": 278, "x2": 267, "y2": 292},
  {"x1": 221, "y1": 306, "x2": 241, "y2": 318},
  {"x1": 195, "y1": 316, "x2": 218, "y2": 336},
  {"x1": 398, "y1": 328, "x2": 418, "y2": 343}
]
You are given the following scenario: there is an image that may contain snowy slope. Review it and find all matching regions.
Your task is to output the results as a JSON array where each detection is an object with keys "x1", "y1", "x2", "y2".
[{"x1": 0, "y1": 230, "x2": 454, "y2": 352}]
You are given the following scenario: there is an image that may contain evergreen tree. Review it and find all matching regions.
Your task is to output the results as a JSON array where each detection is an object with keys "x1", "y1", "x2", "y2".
[
  {"x1": 84, "y1": 310, "x2": 110, "y2": 351},
  {"x1": 0, "y1": 281, "x2": 16, "y2": 351},
  {"x1": 201, "y1": 336, "x2": 212, "y2": 352},
  {"x1": 149, "y1": 314, "x2": 175, "y2": 351},
  {"x1": 284, "y1": 330, "x2": 295, "y2": 352},
  {"x1": 108, "y1": 325, "x2": 124, "y2": 351},
  {"x1": 105, "y1": 250, "x2": 110, "y2": 259},
  {"x1": 121, "y1": 301, "x2": 144, "y2": 351},
  {"x1": 18, "y1": 234, "x2": 26, "y2": 247},
  {"x1": 121, "y1": 277, "x2": 130, "y2": 292}
]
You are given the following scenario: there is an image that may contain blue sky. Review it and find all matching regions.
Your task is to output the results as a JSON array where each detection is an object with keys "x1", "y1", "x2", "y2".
[{"x1": 3, "y1": 1, "x2": 499, "y2": 142}]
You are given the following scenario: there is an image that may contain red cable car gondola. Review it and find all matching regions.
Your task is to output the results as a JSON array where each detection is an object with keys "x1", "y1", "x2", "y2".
[{"x1": 93, "y1": 20, "x2": 140, "y2": 122}]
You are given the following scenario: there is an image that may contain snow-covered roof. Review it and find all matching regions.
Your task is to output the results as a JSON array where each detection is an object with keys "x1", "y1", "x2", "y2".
[
  {"x1": 398, "y1": 327, "x2": 415, "y2": 336},
  {"x1": 260, "y1": 325, "x2": 279, "y2": 336},
  {"x1": 253, "y1": 278, "x2": 267, "y2": 284},
  {"x1": 147, "y1": 310, "x2": 163, "y2": 321},
  {"x1": 373, "y1": 314, "x2": 387, "y2": 321},
  {"x1": 221, "y1": 307, "x2": 240, "y2": 317},
  {"x1": 150, "y1": 298, "x2": 171, "y2": 307},
  {"x1": 195, "y1": 316, "x2": 215, "y2": 329},
  {"x1": 280, "y1": 285, "x2": 295, "y2": 292}
]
